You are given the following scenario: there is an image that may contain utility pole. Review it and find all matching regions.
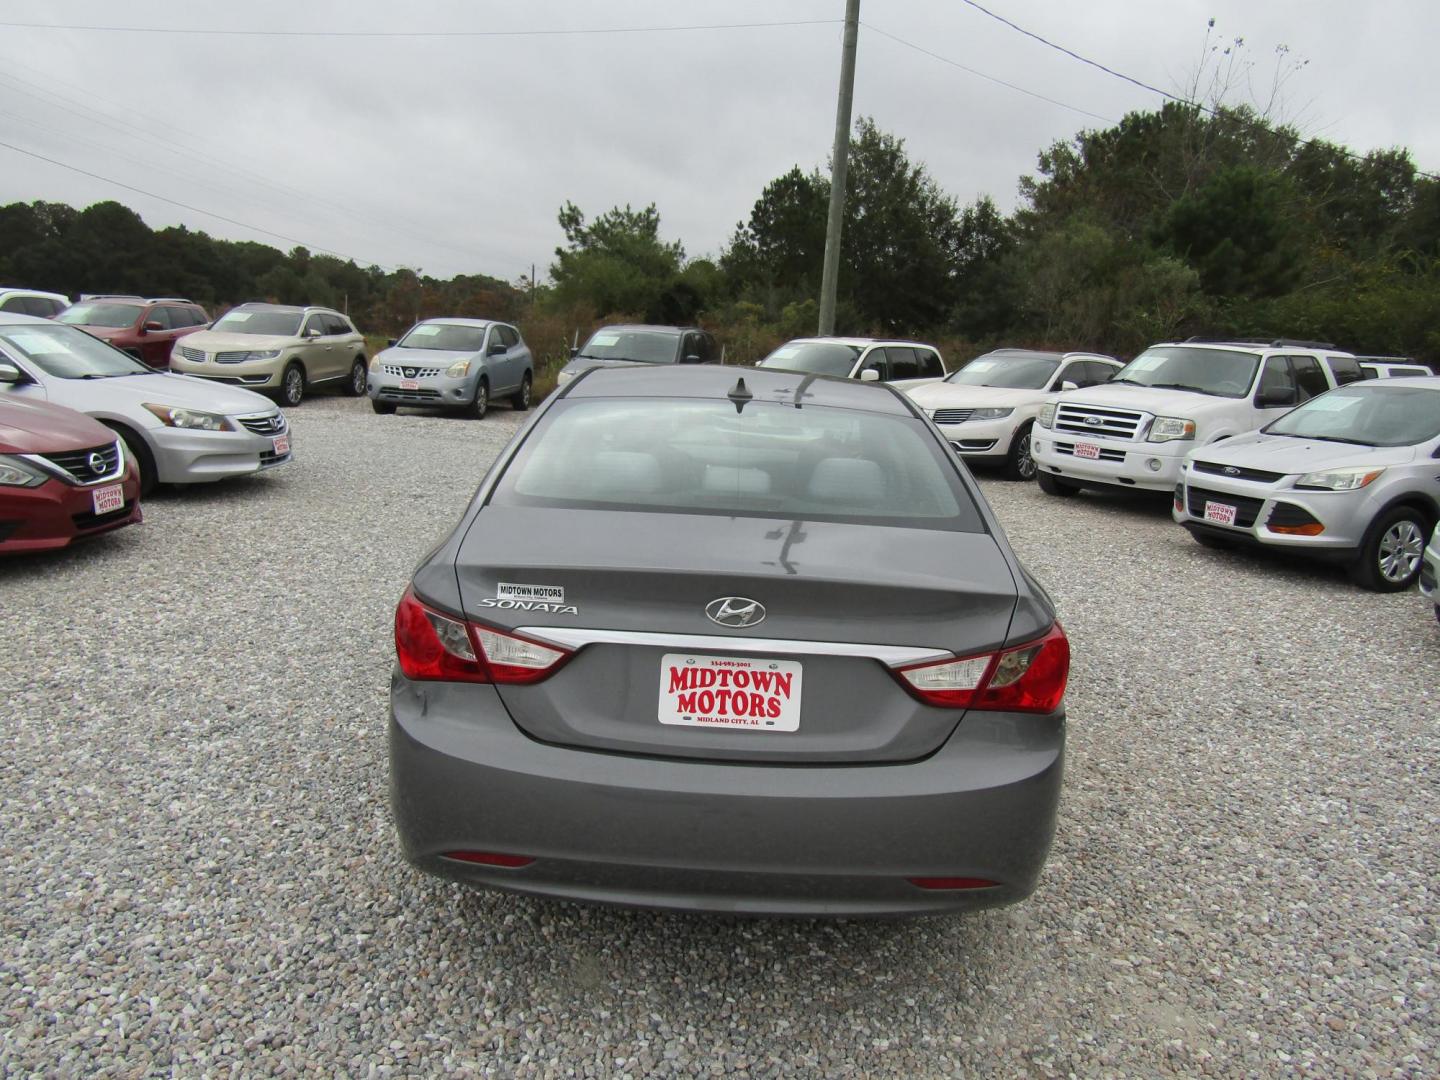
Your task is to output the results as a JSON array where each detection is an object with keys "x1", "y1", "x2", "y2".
[{"x1": 818, "y1": 0, "x2": 860, "y2": 336}]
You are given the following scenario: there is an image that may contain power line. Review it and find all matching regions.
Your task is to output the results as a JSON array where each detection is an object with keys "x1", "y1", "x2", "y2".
[
  {"x1": 955, "y1": 0, "x2": 1440, "y2": 182},
  {"x1": 0, "y1": 18, "x2": 839, "y2": 38},
  {"x1": 0, "y1": 136, "x2": 396, "y2": 270},
  {"x1": 862, "y1": 22, "x2": 1111, "y2": 124}
]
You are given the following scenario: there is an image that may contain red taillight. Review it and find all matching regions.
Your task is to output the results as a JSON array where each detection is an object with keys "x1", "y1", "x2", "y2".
[
  {"x1": 441, "y1": 851, "x2": 534, "y2": 868},
  {"x1": 894, "y1": 621, "x2": 1069, "y2": 713},
  {"x1": 907, "y1": 876, "x2": 999, "y2": 891},
  {"x1": 394, "y1": 587, "x2": 571, "y2": 684}
]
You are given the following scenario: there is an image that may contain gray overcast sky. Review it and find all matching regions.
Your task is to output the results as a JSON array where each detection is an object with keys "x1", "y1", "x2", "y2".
[{"x1": 1, "y1": 0, "x2": 1436, "y2": 285}]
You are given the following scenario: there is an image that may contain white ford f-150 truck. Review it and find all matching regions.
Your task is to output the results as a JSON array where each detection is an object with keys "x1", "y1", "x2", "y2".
[{"x1": 1030, "y1": 339, "x2": 1365, "y2": 496}]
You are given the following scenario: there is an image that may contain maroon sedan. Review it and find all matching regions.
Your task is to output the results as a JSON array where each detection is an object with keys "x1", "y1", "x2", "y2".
[{"x1": 0, "y1": 396, "x2": 141, "y2": 554}]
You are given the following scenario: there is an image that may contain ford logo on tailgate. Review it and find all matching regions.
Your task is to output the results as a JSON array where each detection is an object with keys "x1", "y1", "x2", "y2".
[{"x1": 706, "y1": 597, "x2": 765, "y2": 628}]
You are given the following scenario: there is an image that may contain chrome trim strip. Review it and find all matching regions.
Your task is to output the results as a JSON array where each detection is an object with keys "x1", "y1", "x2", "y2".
[{"x1": 514, "y1": 627, "x2": 952, "y2": 668}]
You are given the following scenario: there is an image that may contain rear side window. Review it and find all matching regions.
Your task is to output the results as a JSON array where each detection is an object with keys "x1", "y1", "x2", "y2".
[
  {"x1": 0, "y1": 296, "x2": 26, "y2": 313},
  {"x1": 491, "y1": 398, "x2": 983, "y2": 532},
  {"x1": 885, "y1": 347, "x2": 921, "y2": 381},
  {"x1": 915, "y1": 348, "x2": 943, "y2": 378},
  {"x1": 1325, "y1": 356, "x2": 1363, "y2": 385},
  {"x1": 1290, "y1": 355, "x2": 1330, "y2": 401},
  {"x1": 147, "y1": 307, "x2": 175, "y2": 330}
]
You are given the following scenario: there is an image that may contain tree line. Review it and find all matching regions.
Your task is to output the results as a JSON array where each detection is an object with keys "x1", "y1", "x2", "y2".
[{"x1": 3, "y1": 99, "x2": 1438, "y2": 367}]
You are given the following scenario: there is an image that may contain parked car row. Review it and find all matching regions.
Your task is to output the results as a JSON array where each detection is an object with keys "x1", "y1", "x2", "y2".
[{"x1": 0, "y1": 312, "x2": 291, "y2": 553}]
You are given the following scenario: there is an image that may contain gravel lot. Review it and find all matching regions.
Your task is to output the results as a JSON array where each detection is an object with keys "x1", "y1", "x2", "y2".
[{"x1": 2, "y1": 393, "x2": 1436, "y2": 1078}]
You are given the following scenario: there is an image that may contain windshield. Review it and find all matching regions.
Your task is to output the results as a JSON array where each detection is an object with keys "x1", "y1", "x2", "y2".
[
  {"x1": 0, "y1": 323, "x2": 151, "y2": 379},
  {"x1": 757, "y1": 342, "x2": 861, "y2": 377},
  {"x1": 946, "y1": 353, "x2": 1059, "y2": 390},
  {"x1": 212, "y1": 310, "x2": 303, "y2": 336},
  {"x1": 56, "y1": 303, "x2": 142, "y2": 329},
  {"x1": 397, "y1": 323, "x2": 488, "y2": 352},
  {"x1": 492, "y1": 397, "x2": 980, "y2": 531},
  {"x1": 1264, "y1": 385, "x2": 1440, "y2": 446},
  {"x1": 576, "y1": 329, "x2": 680, "y2": 365},
  {"x1": 1110, "y1": 347, "x2": 1259, "y2": 398}
]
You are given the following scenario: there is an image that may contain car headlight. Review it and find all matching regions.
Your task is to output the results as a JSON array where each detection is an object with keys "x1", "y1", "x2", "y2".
[
  {"x1": 0, "y1": 455, "x2": 46, "y2": 487},
  {"x1": 238, "y1": 350, "x2": 282, "y2": 362},
  {"x1": 968, "y1": 407, "x2": 1014, "y2": 421},
  {"x1": 446, "y1": 360, "x2": 471, "y2": 378},
  {"x1": 1037, "y1": 404, "x2": 1055, "y2": 428},
  {"x1": 368, "y1": 355, "x2": 381, "y2": 372},
  {"x1": 1295, "y1": 467, "x2": 1385, "y2": 491},
  {"x1": 142, "y1": 403, "x2": 234, "y2": 431},
  {"x1": 1148, "y1": 416, "x2": 1196, "y2": 442}
]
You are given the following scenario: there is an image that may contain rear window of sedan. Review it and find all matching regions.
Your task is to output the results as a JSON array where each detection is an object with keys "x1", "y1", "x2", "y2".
[{"x1": 490, "y1": 398, "x2": 983, "y2": 531}]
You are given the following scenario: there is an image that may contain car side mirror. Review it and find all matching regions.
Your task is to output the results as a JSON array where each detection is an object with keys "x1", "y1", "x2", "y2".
[
  {"x1": 304, "y1": 328, "x2": 321, "y2": 339},
  {"x1": 859, "y1": 369, "x2": 881, "y2": 382},
  {"x1": 144, "y1": 320, "x2": 163, "y2": 332},
  {"x1": 386, "y1": 338, "x2": 396, "y2": 347},
  {"x1": 0, "y1": 362, "x2": 21, "y2": 383},
  {"x1": 682, "y1": 353, "x2": 702, "y2": 364},
  {"x1": 1060, "y1": 380, "x2": 1079, "y2": 391},
  {"x1": 1256, "y1": 387, "x2": 1298, "y2": 408},
  {"x1": 569, "y1": 346, "x2": 579, "y2": 358},
  {"x1": 488, "y1": 342, "x2": 507, "y2": 356}
]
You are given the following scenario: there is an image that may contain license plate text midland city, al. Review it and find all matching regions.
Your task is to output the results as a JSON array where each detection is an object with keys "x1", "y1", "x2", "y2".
[{"x1": 658, "y1": 654, "x2": 803, "y2": 733}]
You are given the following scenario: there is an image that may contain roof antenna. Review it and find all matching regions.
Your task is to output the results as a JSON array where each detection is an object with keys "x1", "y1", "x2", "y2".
[{"x1": 727, "y1": 376, "x2": 753, "y2": 413}]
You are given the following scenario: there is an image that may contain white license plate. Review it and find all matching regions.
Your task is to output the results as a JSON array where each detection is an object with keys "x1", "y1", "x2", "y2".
[
  {"x1": 399, "y1": 379, "x2": 420, "y2": 391},
  {"x1": 658, "y1": 653, "x2": 802, "y2": 733},
  {"x1": 1073, "y1": 441, "x2": 1101, "y2": 459},
  {"x1": 1204, "y1": 500, "x2": 1238, "y2": 526},
  {"x1": 272, "y1": 433, "x2": 290, "y2": 456},
  {"x1": 91, "y1": 484, "x2": 124, "y2": 515}
]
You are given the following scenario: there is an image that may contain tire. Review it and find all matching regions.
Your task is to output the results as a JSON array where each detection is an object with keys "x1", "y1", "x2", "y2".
[
  {"x1": 280, "y1": 363, "x2": 305, "y2": 408},
  {"x1": 1348, "y1": 506, "x2": 1431, "y2": 591},
  {"x1": 510, "y1": 372, "x2": 533, "y2": 411},
  {"x1": 371, "y1": 399, "x2": 396, "y2": 415},
  {"x1": 107, "y1": 424, "x2": 157, "y2": 497},
  {"x1": 1036, "y1": 470, "x2": 1079, "y2": 497},
  {"x1": 1004, "y1": 421, "x2": 1036, "y2": 481},
  {"x1": 344, "y1": 357, "x2": 367, "y2": 397},
  {"x1": 467, "y1": 379, "x2": 489, "y2": 420}
]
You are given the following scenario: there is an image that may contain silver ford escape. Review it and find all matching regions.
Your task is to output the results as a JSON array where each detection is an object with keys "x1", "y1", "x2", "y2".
[{"x1": 389, "y1": 365, "x2": 1069, "y2": 916}]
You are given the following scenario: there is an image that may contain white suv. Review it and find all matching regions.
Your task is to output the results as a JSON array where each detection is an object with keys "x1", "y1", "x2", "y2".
[
  {"x1": 1356, "y1": 356, "x2": 1432, "y2": 379},
  {"x1": 1031, "y1": 339, "x2": 1362, "y2": 496}
]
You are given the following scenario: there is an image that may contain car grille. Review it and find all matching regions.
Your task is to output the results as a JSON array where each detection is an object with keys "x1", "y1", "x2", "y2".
[
  {"x1": 383, "y1": 365, "x2": 443, "y2": 378},
  {"x1": 259, "y1": 448, "x2": 291, "y2": 467},
  {"x1": 1054, "y1": 403, "x2": 1145, "y2": 440},
  {"x1": 37, "y1": 441, "x2": 122, "y2": 484},
  {"x1": 71, "y1": 499, "x2": 135, "y2": 532},
  {"x1": 1191, "y1": 460, "x2": 1285, "y2": 484},
  {"x1": 1186, "y1": 485, "x2": 1265, "y2": 528},
  {"x1": 380, "y1": 387, "x2": 443, "y2": 401},
  {"x1": 1054, "y1": 439, "x2": 1126, "y2": 463},
  {"x1": 237, "y1": 413, "x2": 287, "y2": 436},
  {"x1": 176, "y1": 346, "x2": 206, "y2": 362},
  {"x1": 931, "y1": 408, "x2": 975, "y2": 424},
  {"x1": 215, "y1": 351, "x2": 257, "y2": 364}
]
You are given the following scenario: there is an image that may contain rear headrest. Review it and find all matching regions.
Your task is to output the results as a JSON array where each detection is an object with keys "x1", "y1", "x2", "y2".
[
  {"x1": 809, "y1": 457, "x2": 885, "y2": 502},
  {"x1": 590, "y1": 450, "x2": 663, "y2": 495}
]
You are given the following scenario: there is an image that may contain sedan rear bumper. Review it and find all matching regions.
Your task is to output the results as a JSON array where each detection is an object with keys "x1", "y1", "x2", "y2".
[{"x1": 390, "y1": 675, "x2": 1065, "y2": 916}]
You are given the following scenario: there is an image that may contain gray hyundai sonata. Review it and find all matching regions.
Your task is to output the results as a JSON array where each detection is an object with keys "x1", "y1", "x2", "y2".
[{"x1": 390, "y1": 365, "x2": 1070, "y2": 916}]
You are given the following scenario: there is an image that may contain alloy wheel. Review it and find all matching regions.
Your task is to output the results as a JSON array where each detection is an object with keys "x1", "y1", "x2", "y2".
[{"x1": 1378, "y1": 519, "x2": 1424, "y2": 583}]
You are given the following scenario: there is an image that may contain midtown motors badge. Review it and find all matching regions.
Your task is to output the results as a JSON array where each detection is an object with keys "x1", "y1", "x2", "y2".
[{"x1": 478, "y1": 582, "x2": 578, "y2": 615}]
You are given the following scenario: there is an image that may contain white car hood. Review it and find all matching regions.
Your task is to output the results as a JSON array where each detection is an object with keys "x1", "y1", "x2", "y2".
[
  {"x1": 1188, "y1": 432, "x2": 1419, "y2": 473},
  {"x1": 182, "y1": 330, "x2": 299, "y2": 352},
  {"x1": 1057, "y1": 383, "x2": 1241, "y2": 417},
  {"x1": 907, "y1": 383, "x2": 1049, "y2": 410},
  {"x1": 41, "y1": 372, "x2": 278, "y2": 417}
]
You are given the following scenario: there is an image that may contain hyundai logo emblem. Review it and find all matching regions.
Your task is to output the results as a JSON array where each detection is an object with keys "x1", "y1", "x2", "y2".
[
  {"x1": 706, "y1": 597, "x2": 765, "y2": 628},
  {"x1": 87, "y1": 452, "x2": 106, "y2": 475},
  {"x1": 1083, "y1": 416, "x2": 1103, "y2": 426}
]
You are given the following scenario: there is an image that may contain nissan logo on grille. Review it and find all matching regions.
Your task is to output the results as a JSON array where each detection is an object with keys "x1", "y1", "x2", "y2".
[
  {"x1": 403, "y1": 367, "x2": 418, "y2": 378},
  {"x1": 705, "y1": 597, "x2": 765, "y2": 628},
  {"x1": 86, "y1": 452, "x2": 106, "y2": 475}
]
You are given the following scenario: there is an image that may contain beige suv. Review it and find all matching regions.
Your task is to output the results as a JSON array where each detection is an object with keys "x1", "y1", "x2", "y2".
[{"x1": 170, "y1": 303, "x2": 368, "y2": 406}]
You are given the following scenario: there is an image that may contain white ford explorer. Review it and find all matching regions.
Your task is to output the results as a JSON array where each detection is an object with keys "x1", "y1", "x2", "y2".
[{"x1": 1030, "y1": 339, "x2": 1364, "y2": 496}]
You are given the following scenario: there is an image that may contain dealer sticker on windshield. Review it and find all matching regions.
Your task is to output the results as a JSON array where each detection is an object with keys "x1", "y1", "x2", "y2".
[
  {"x1": 1204, "y1": 500, "x2": 1238, "y2": 526},
  {"x1": 659, "y1": 654, "x2": 802, "y2": 732}
]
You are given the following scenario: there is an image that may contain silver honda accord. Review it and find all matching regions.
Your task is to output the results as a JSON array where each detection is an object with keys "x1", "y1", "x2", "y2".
[{"x1": 390, "y1": 365, "x2": 1070, "y2": 916}]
